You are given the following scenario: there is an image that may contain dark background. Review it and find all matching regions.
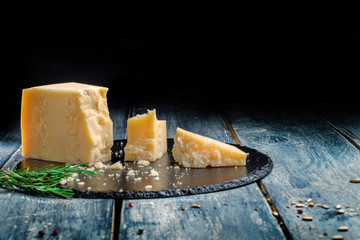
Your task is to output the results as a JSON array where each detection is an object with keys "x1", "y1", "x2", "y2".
[{"x1": 2, "y1": 13, "x2": 359, "y2": 127}]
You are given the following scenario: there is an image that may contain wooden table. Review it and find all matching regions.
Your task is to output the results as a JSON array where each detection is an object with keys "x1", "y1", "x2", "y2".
[{"x1": 1, "y1": 95, "x2": 359, "y2": 240}]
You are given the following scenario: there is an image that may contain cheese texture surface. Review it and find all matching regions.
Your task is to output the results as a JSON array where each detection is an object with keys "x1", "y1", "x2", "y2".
[
  {"x1": 124, "y1": 109, "x2": 167, "y2": 162},
  {"x1": 172, "y1": 128, "x2": 247, "y2": 168},
  {"x1": 21, "y1": 82, "x2": 113, "y2": 164}
]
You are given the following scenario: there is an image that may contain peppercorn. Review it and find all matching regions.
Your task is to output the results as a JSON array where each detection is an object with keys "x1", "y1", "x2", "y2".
[{"x1": 38, "y1": 230, "x2": 45, "y2": 238}]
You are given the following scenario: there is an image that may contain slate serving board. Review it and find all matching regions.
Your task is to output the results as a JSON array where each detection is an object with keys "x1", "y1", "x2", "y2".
[{"x1": 1, "y1": 139, "x2": 273, "y2": 199}]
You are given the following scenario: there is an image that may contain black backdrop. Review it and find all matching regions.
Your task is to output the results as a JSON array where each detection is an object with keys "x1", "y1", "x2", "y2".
[{"x1": 2, "y1": 15, "x2": 359, "y2": 127}]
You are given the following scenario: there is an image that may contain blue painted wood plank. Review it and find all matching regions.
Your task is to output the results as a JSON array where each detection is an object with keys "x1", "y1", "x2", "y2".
[
  {"x1": 119, "y1": 97, "x2": 285, "y2": 240},
  {"x1": 0, "y1": 188, "x2": 114, "y2": 240},
  {"x1": 224, "y1": 104, "x2": 360, "y2": 240},
  {"x1": 110, "y1": 102, "x2": 131, "y2": 140},
  {"x1": 317, "y1": 107, "x2": 360, "y2": 148},
  {"x1": 120, "y1": 186, "x2": 283, "y2": 240},
  {"x1": 0, "y1": 122, "x2": 21, "y2": 168}
]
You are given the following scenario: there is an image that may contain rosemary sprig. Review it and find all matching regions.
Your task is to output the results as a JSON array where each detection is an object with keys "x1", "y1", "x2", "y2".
[{"x1": 0, "y1": 162, "x2": 96, "y2": 199}]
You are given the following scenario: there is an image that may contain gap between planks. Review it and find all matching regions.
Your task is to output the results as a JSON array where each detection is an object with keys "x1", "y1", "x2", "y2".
[
  {"x1": 112, "y1": 199, "x2": 122, "y2": 240},
  {"x1": 219, "y1": 111, "x2": 294, "y2": 240},
  {"x1": 313, "y1": 111, "x2": 360, "y2": 151},
  {"x1": 112, "y1": 102, "x2": 133, "y2": 240}
]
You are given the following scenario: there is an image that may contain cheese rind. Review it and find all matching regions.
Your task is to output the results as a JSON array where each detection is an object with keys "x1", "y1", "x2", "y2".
[
  {"x1": 21, "y1": 82, "x2": 113, "y2": 164},
  {"x1": 124, "y1": 109, "x2": 167, "y2": 162},
  {"x1": 172, "y1": 128, "x2": 247, "y2": 168}
]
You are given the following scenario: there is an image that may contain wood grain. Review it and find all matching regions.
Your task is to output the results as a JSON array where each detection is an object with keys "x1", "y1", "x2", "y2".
[
  {"x1": 0, "y1": 122, "x2": 21, "y2": 168},
  {"x1": 120, "y1": 186, "x2": 284, "y2": 240},
  {"x1": 224, "y1": 104, "x2": 360, "y2": 240},
  {"x1": 119, "y1": 96, "x2": 285, "y2": 240},
  {"x1": 317, "y1": 110, "x2": 360, "y2": 149},
  {"x1": 110, "y1": 102, "x2": 131, "y2": 140},
  {"x1": 0, "y1": 188, "x2": 114, "y2": 240}
]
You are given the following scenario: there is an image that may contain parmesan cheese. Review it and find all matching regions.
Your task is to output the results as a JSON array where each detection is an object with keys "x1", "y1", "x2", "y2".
[
  {"x1": 124, "y1": 109, "x2": 167, "y2": 162},
  {"x1": 172, "y1": 128, "x2": 247, "y2": 168},
  {"x1": 21, "y1": 82, "x2": 113, "y2": 164}
]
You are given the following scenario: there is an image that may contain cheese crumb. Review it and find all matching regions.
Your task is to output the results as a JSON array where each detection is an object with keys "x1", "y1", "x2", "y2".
[
  {"x1": 127, "y1": 170, "x2": 135, "y2": 176},
  {"x1": 137, "y1": 160, "x2": 150, "y2": 166},
  {"x1": 59, "y1": 179, "x2": 67, "y2": 185},
  {"x1": 108, "y1": 161, "x2": 123, "y2": 170},
  {"x1": 149, "y1": 169, "x2": 159, "y2": 177},
  {"x1": 94, "y1": 162, "x2": 105, "y2": 169},
  {"x1": 66, "y1": 177, "x2": 74, "y2": 182}
]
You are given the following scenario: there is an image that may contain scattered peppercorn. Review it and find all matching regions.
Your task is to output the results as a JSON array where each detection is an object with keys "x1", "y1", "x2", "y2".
[
  {"x1": 38, "y1": 230, "x2": 45, "y2": 238},
  {"x1": 128, "y1": 203, "x2": 133, "y2": 208},
  {"x1": 302, "y1": 216, "x2": 313, "y2": 221},
  {"x1": 52, "y1": 229, "x2": 59, "y2": 236},
  {"x1": 321, "y1": 204, "x2": 330, "y2": 209},
  {"x1": 297, "y1": 209, "x2": 303, "y2": 214},
  {"x1": 138, "y1": 229, "x2": 143, "y2": 235}
]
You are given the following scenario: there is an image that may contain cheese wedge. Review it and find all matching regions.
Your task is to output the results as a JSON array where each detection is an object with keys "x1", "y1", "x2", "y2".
[
  {"x1": 124, "y1": 109, "x2": 167, "y2": 162},
  {"x1": 172, "y1": 128, "x2": 247, "y2": 168},
  {"x1": 21, "y1": 82, "x2": 113, "y2": 164}
]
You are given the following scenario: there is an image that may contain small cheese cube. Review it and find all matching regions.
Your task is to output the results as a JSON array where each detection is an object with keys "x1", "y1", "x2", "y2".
[
  {"x1": 172, "y1": 128, "x2": 247, "y2": 168},
  {"x1": 21, "y1": 82, "x2": 113, "y2": 164},
  {"x1": 124, "y1": 109, "x2": 167, "y2": 162}
]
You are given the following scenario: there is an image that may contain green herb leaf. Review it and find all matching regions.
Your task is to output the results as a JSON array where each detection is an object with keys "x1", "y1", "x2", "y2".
[{"x1": 0, "y1": 162, "x2": 96, "y2": 199}]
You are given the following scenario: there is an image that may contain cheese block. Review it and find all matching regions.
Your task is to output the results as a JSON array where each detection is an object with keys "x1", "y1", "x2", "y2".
[
  {"x1": 124, "y1": 109, "x2": 167, "y2": 162},
  {"x1": 21, "y1": 82, "x2": 113, "y2": 164},
  {"x1": 172, "y1": 128, "x2": 247, "y2": 168}
]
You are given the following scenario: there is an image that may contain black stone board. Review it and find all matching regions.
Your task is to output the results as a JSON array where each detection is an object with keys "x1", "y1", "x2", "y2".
[{"x1": 1, "y1": 139, "x2": 273, "y2": 199}]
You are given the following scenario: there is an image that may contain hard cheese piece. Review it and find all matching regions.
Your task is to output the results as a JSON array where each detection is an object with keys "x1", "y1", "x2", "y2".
[
  {"x1": 172, "y1": 128, "x2": 247, "y2": 168},
  {"x1": 124, "y1": 109, "x2": 167, "y2": 162},
  {"x1": 21, "y1": 82, "x2": 113, "y2": 164}
]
